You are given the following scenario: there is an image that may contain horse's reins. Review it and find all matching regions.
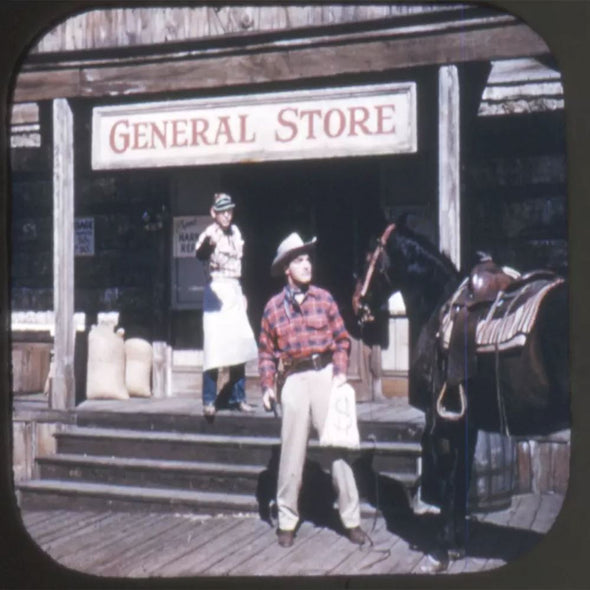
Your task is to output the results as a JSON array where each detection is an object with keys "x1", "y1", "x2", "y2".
[{"x1": 356, "y1": 224, "x2": 396, "y2": 323}]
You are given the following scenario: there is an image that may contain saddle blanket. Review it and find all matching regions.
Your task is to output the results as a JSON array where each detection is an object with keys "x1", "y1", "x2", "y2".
[{"x1": 440, "y1": 276, "x2": 564, "y2": 354}]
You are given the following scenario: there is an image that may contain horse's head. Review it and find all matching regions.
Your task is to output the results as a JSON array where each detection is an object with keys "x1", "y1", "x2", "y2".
[
  {"x1": 352, "y1": 218, "x2": 460, "y2": 327},
  {"x1": 352, "y1": 223, "x2": 399, "y2": 326}
]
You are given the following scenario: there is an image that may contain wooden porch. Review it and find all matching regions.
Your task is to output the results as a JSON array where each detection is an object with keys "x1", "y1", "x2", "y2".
[{"x1": 20, "y1": 491, "x2": 564, "y2": 577}]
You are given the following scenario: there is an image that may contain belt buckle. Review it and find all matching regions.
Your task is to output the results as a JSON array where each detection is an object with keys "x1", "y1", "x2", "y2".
[{"x1": 311, "y1": 353, "x2": 321, "y2": 370}]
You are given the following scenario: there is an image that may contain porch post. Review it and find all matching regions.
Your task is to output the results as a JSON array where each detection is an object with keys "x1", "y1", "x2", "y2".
[
  {"x1": 438, "y1": 65, "x2": 461, "y2": 270},
  {"x1": 52, "y1": 98, "x2": 75, "y2": 409}
]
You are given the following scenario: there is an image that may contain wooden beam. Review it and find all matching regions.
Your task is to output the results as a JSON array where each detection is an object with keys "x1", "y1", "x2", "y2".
[
  {"x1": 438, "y1": 65, "x2": 461, "y2": 270},
  {"x1": 10, "y1": 102, "x2": 39, "y2": 125},
  {"x1": 13, "y1": 22, "x2": 548, "y2": 102},
  {"x1": 51, "y1": 98, "x2": 75, "y2": 409}
]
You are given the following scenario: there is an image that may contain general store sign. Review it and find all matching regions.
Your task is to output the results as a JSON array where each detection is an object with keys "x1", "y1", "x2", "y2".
[{"x1": 91, "y1": 83, "x2": 417, "y2": 169}]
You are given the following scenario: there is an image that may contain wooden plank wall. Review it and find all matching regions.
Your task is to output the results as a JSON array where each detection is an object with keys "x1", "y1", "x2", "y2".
[
  {"x1": 11, "y1": 343, "x2": 52, "y2": 393},
  {"x1": 516, "y1": 437, "x2": 570, "y2": 495},
  {"x1": 13, "y1": 420, "x2": 60, "y2": 483},
  {"x1": 31, "y1": 5, "x2": 454, "y2": 53}
]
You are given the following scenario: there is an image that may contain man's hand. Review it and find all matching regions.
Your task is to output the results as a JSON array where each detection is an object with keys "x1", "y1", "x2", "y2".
[
  {"x1": 206, "y1": 229, "x2": 218, "y2": 247},
  {"x1": 333, "y1": 373, "x2": 347, "y2": 388},
  {"x1": 262, "y1": 387, "x2": 277, "y2": 412}
]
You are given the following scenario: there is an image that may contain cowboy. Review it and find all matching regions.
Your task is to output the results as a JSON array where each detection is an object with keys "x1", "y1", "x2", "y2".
[
  {"x1": 195, "y1": 192, "x2": 258, "y2": 416},
  {"x1": 258, "y1": 232, "x2": 367, "y2": 548}
]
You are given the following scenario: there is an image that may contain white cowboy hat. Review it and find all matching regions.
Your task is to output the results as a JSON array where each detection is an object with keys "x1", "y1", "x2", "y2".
[{"x1": 270, "y1": 232, "x2": 317, "y2": 277}]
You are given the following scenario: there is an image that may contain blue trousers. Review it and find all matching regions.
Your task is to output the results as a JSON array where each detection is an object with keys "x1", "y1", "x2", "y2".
[{"x1": 202, "y1": 364, "x2": 246, "y2": 407}]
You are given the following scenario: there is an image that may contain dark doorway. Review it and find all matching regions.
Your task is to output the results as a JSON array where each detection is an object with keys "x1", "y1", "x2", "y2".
[{"x1": 221, "y1": 157, "x2": 386, "y2": 336}]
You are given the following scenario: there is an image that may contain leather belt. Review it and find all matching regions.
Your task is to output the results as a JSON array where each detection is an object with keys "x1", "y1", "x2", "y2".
[{"x1": 286, "y1": 351, "x2": 332, "y2": 376}]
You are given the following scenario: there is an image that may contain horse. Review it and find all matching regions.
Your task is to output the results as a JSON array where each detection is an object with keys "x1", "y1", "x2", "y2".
[{"x1": 352, "y1": 218, "x2": 569, "y2": 569}]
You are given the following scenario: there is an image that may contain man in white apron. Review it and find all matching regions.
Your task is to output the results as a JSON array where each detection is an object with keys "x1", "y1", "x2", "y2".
[
  {"x1": 258, "y1": 232, "x2": 366, "y2": 548},
  {"x1": 195, "y1": 193, "x2": 258, "y2": 417}
]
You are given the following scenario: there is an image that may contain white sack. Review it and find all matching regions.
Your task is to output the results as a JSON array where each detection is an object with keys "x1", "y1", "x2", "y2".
[
  {"x1": 125, "y1": 338, "x2": 152, "y2": 398},
  {"x1": 319, "y1": 383, "x2": 360, "y2": 449},
  {"x1": 86, "y1": 324, "x2": 128, "y2": 400}
]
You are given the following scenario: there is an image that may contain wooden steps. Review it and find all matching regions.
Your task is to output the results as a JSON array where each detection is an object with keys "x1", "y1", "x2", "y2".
[
  {"x1": 36, "y1": 454, "x2": 264, "y2": 495},
  {"x1": 18, "y1": 480, "x2": 259, "y2": 514},
  {"x1": 17, "y1": 405, "x2": 424, "y2": 515}
]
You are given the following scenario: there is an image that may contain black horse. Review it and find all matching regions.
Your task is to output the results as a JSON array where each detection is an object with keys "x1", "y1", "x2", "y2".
[{"x1": 352, "y1": 218, "x2": 569, "y2": 569}]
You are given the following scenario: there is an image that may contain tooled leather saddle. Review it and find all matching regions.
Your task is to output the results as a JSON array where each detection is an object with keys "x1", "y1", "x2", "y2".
[{"x1": 439, "y1": 255, "x2": 564, "y2": 389}]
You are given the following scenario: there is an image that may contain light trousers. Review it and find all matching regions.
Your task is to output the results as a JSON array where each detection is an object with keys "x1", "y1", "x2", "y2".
[{"x1": 277, "y1": 363, "x2": 361, "y2": 531}]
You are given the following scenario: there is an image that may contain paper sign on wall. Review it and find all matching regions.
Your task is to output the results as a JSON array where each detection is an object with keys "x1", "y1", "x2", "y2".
[
  {"x1": 75, "y1": 217, "x2": 94, "y2": 256},
  {"x1": 173, "y1": 216, "x2": 202, "y2": 258}
]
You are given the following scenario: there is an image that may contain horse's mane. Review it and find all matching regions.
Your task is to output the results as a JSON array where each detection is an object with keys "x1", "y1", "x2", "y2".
[{"x1": 393, "y1": 218, "x2": 460, "y2": 284}]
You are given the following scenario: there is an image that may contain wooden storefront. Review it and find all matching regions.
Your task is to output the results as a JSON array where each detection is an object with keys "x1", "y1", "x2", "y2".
[{"x1": 9, "y1": 4, "x2": 566, "y2": 410}]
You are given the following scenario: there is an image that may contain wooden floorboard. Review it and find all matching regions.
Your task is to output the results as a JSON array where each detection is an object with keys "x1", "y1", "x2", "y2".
[
  {"x1": 280, "y1": 528, "x2": 352, "y2": 576},
  {"x1": 121, "y1": 516, "x2": 235, "y2": 578},
  {"x1": 121, "y1": 516, "x2": 213, "y2": 578},
  {"x1": 50, "y1": 513, "x2": 166, "y2": 567},
  {"x1": 264, "y1": 525, "x2": 339, "y2": 577},
  {"x1": 123, "y1": 516, "x2": 245, "y2": 578},
  {"x1": 26, "y1": 510, "x2": 111, "y2": 545},
  {"x1": 20, "y1": 509, "x2": 58, "y2": 528},
  {"x1": 72, "y1": 397, "x2": 425, "y2": 425},
  {"x1": 36, "y1": 512, "x2": 140, "y2": 562},
  {"x1": 19, "y1": 492, "x2": 564, "y2": 577},
  {"x1": 202, "y1": 518, "x2": 274, "y2": 576},
  {"x1": 232, "y1": 520, "x2": 320, "y2": 577},
  {"x1": 531, "y1": 493, "x2": 563, "y2": 533},
  {"x1": 22, "y1": 509, "x2": 79, "y2": 539},
  {"x1": 170, "y1": 517, "x2": 260, "y2": 576},
  {"x1": 327, "y1": 518, "x2": 404, "y2": 575},
  {"x1": 91, "y1": 514, "x2": 220, "y2": 576},
  {"x1": 151, "y1": 517, "x2": 255, "y2": 577},
  {"x1": 76, "y1": 513, "x2": 181, "y2": 575}
]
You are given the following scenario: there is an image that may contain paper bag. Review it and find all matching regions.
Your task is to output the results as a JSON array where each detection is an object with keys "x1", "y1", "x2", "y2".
[{"x1": 319, "y1": 383, "x2": 360, "y2": 449}]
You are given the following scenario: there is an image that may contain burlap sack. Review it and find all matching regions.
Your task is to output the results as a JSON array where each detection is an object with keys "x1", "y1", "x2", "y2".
[
  {"x1": 86, "y1": 324, "x2": 128, "y2": 400},
  {"x1": 125, "y1": 338, "x2": 152, "y2": 398}
]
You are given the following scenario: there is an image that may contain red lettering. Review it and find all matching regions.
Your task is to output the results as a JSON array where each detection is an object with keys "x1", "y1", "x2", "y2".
[
  {"x1": 375, "y1": 104, "x2": 396, "y2": 135},
  {"x1": 324, "y1": 108, "x2": 346, "y2": 138},
  {"x1": 300, "y1": 109, "x2": 322, "y2": 139},
  {"x1": 109, "y1": 119, "x2": 130, "y2": 154},
  {"x1": 238, "y1": 114, "x2": 256, "y2": 143},
  {"x1": 275, "y1": 108, "x2": 298, "y2": 143},
  {"x1": 348, "y1": 106, "x2": 371, "y2": 136},
  {"x1": 190, "y1": 118, "x2": 211, "y2": 146},
  {"x1": 132, "y1": 121, "x2": 150, "y2": 150},
  {"x1": 214, "y1": 116, "x2": 235, "y2": 145},
  {"x1": 170, "y1": 119, "x2": 188, "y2": 147},
  {"x1": 149, "y1": 121, "x2": 167, "y2": 149}
]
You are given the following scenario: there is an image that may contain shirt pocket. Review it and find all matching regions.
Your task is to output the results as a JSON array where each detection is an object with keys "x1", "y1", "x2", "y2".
[{"x1": 306, "y1": 315, "x2": 329, "y2": 336}]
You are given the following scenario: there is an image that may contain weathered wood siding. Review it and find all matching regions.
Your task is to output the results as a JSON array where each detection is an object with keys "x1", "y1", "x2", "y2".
[
  {"x1": 13, "y1": 420, "x2": 62, "y2": 483},
  {"x1": 464, "y1": 112, "x2": 567, "y2": 274},
  {"x1": 516, "y1": 435, "x2": 570, "y2": 495},
  {"x1": 11, "y1": 342, "x2": 52, "y2": 393},
  {"x1": 31, "y1": 4, "x2": 458, "y2": 53}
]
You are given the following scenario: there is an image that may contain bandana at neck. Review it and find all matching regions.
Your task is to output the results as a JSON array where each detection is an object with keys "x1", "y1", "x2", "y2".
[{"x1": 284, "y1": 285, "x2": 309, "y2": 317}]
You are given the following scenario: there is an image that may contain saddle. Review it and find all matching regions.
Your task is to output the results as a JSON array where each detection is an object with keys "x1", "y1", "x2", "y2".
[{"x1": 439, "y1": 257, "x2": 564, "y2": 388}]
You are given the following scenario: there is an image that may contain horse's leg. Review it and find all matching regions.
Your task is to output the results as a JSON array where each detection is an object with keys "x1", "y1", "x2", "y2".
[{"x1": 445, "y1": 419, "x2": 477, "y2": 560}]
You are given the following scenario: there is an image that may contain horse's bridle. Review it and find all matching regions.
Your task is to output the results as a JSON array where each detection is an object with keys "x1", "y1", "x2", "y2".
[{"x1": 353, "y1": 223, "x2": 396, "y2": 324}]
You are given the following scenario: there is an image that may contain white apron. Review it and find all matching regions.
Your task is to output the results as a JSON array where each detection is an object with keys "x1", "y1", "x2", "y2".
[{"x1": 203, "y1": 277, "x2": 258, "y2": 370}]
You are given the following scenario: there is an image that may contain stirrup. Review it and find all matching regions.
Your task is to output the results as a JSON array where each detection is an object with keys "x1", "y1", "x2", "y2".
[{"x1": 436, "y1": 382, "x2": 466, "y2": 421}]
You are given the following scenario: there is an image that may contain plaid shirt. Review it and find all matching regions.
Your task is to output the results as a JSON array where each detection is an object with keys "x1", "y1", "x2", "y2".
[{"x1": 258, "y1": 285, "x2": 350, "y2": 390}]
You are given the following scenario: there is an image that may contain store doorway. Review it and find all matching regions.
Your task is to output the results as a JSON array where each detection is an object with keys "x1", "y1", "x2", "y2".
[
  {"x1": 222, "y1": 157, "x2": 387, "y2": 399},
  {"x1": 223, "y1": 157, "x2": 386, "y2": 332}
]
